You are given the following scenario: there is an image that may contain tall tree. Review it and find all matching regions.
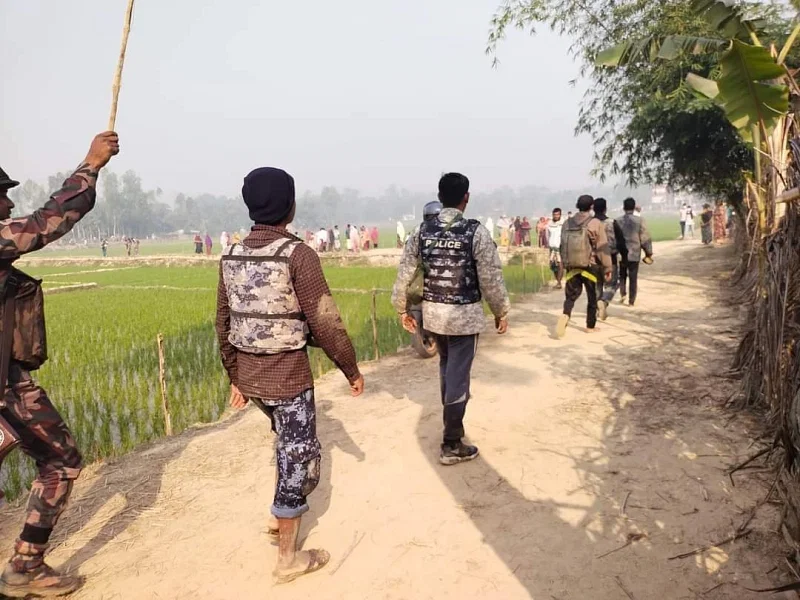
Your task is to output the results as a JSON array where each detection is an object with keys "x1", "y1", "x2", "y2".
[{"x1": 487, "y1": 0, "x2": 791, "y2": 205}]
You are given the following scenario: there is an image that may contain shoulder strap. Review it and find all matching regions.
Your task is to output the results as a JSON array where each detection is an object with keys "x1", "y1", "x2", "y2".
[
  {"x1": 275, "y1": 238, "x2": 298, "y2": 257},
  {"x1": 1, "y1": 276, "x2": 18, "y2": 392}
]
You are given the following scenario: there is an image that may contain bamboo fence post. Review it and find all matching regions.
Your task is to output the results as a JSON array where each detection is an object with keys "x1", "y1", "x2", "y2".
[
  {"x1": 371, "y1": 289, "x2": 380, "y2": 360},
  {"x1": 108, "y1": 0, "x2": 136, "y2": 131},
  {"x1": 539, "y1": 254, "x2": 546, "y2": 291},
  {"x1": 156, "y1": 334, "x2": 173, "y2": 436},
  {"x1": 522, "y1": 253, "x2": 527, "y2": 295}
]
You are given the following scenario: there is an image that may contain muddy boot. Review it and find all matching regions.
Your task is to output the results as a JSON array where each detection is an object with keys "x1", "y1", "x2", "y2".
[{"x1": 0, "y1": 542, "x2": 79, "y2": 598}]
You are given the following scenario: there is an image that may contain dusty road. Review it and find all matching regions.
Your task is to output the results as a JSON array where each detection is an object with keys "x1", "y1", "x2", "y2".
[{"x1": 0, "y1": 240, "x2": 789, "y2": 599}]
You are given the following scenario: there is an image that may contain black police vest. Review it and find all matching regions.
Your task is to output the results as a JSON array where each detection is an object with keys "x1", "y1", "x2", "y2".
[{"x1": 419, "y1": 217, "x2": 482, "y2": 305}]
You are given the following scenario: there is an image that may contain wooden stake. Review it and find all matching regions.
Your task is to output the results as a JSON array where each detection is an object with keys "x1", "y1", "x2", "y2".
[
  {"x1": 522, "y1": 253, "x2": 527, "y2": 294},
  {"x1": 156, "y1": 333, "x2": 173, "y2": 436},
  {"x1": 108, "y1": 0, "x2": 136, "y2": 131},
  {"x1": 371, "y1": 290, "x2": 380, "y2": 361}
]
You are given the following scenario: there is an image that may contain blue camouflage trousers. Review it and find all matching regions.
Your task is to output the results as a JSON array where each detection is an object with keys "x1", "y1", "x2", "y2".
[{"x1": 251, "y1": 389, "x2": 321, "y2": 519}]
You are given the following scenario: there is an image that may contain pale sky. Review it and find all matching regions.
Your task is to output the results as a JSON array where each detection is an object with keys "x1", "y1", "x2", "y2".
[{"x1": 0, "y1": 0, "x2": 596, "y2": 196}]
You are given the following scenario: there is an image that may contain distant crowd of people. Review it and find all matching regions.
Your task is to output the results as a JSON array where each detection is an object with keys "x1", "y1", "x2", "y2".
[
  {"x1": 680, "y1": 201, "x2": 733, "y2": 245},
  {"x1": 308, "y1": 225, "x2": 380, "y2": 253}
]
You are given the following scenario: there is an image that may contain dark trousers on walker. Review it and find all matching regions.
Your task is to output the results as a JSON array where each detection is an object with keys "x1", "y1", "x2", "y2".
[
  {"x1": 619, "y1": 260, "x2": 640, "y2": 305},
  {"x1": 563, "y1": 271, "x2": 599, "y2": 329},
  {"x1": 598, "y1": 254, "x2": 619, "y2": 305},
  {"x1": 435, "y1": 334, "x2": 479, "y2": 445}
]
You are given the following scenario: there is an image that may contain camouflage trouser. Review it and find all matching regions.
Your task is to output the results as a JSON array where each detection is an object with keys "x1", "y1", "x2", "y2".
[
  {"x1": 0, "y1": 365, "x2": 82, "y2": 556},
  {"x1": 251, "y1": 389, "x2": 321, "y2": 519}
]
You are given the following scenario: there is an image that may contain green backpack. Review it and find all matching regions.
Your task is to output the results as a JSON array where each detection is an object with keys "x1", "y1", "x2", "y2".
[{"x1": 560, "y1": 216, "x2": 592, "y2": 269}]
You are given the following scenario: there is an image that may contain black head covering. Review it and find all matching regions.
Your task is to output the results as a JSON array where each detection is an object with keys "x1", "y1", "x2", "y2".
[
  {"x1": 0, "y1": 166, "x2": 19, "y2": 191},
  {"x1": 242, "y1": 167, "x2": 296, "y2": 225}
]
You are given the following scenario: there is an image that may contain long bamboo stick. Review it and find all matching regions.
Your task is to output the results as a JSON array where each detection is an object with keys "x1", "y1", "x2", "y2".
[
  {"x1": 108, "y1": 0, "x2": 136, "y2": 131},
  {"x1": 157, "y1": 334, "x2": 173, "y2": 436}
]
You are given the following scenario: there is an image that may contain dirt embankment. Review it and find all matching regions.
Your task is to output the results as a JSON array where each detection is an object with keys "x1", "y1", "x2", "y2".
[{"x1": 0, "y1": 240, "x2": 791, "y2": 600}]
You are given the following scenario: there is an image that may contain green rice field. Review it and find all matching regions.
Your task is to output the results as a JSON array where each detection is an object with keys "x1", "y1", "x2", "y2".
[{"x1": 0, "y1": 258, "x2": 549, "y2": 500}]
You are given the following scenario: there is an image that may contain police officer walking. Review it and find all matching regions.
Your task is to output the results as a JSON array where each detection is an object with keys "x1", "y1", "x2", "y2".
[
  {"x1": 392, "y1": 173, "x2": 510, "y2": 465},
  {"x1": 216, "y1": 167, "x2": 364, "y2": 584},
  {"x1": 0, "y1": 132, "x2": 119, "y2": 598}
]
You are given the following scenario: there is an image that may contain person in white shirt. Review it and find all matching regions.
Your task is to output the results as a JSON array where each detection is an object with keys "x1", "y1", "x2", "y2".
[
  {"x1": 679, "y1": 204, "x2": 689, "y2": 239},
  {"x1": 333, "y1": 225, "x2": 342, "y2": 251},
  {"x1": 547, "y1": 207, "x2": 565, "y2": 289},
  {"x1": 316, "y1": 228, "x2": 328, "y2": 252},
  {"x1": 485, "y1": 217, "x2": 495, "y2": 241},
  {"x1": 220, "y1": 231, "x2": 230, "y2": 253},
  {"x1": 685, "y1": 206, "x2": 695, "y2": 238},
  {"x1": 396, "y1": 221, "x2": 406, "y2": 248}
]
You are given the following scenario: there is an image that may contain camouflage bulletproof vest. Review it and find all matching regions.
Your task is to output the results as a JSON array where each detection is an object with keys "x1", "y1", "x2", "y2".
[
  {"x1": 221, "y1": 239, "x2": 309, "y2": 355},
  {"x1": 419, "y1": 217, "x2": 481, "y2": 305}
]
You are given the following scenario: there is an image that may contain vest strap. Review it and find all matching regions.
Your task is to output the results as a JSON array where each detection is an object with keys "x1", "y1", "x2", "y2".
[{"x1": 230, "y1": 310, "x2": 305, "y2": 320}]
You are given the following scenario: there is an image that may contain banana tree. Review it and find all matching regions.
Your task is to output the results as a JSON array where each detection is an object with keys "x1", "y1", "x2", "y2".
[{"x1": 597, "y1": 0, "x2": 798, "y2": 237}]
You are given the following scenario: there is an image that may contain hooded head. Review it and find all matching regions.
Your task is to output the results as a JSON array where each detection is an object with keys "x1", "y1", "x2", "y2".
[{"x1": 242, "y1": 167, "x2": 296, "y2": 226}]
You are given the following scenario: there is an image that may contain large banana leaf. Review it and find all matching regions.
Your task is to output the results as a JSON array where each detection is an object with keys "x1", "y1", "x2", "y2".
[
  {"x1": 686, "y1": 40, "x2": 788, "y2": 142},
  {"x1": 686, "y1": 73, "x2": 720, "y2": 99},
  {"x1": 596, "y1": 35, "x2": 726, "y2": 67},
  {"x1": 691, "y1": 0, "x2": 765, "y2": 41}
]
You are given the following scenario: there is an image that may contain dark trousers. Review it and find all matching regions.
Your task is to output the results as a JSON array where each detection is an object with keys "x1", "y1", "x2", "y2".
[
  {"x1": 563, "y1": 272, "x2": 598, "y2": 329},
  {"x1": 680, "y1": 221, "x2": 686, "y2": 238},
  {"x1": 435, "y1": 334, "x2": 479, "y2": 445},
  {"x1": 599, "y1": 254, "x2": 619, "y2": 304},
  {"x1": 619, "y1": 260, "x2": 640, "y2": 305}
]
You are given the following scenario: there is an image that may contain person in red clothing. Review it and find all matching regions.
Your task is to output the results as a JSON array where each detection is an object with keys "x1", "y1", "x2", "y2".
[{"x1": 216, "y1": 167, "x2": 364, "y2": 584}]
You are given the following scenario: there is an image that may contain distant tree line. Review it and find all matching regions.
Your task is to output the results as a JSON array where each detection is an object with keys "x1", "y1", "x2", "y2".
[{"x1": 8, "y1": 170, "x2": 648, "y2": 242}]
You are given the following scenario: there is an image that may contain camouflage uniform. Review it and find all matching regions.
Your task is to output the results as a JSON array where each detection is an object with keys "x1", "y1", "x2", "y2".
[
  {"x1": 251, "y1": 390, "x2": 321, "y2": 518},
  {"x1": 392, "y1": 207, "x2": 510, "y2": 445},
  {"x1": 0, "y1": 167, "x2": 97, "y2": 569}
]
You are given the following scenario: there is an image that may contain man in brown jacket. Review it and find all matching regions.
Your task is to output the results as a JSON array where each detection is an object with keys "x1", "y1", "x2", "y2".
[
  {"x1": 557, "y1": 195, "x2": 612, "y2": 337},
  {"x1": 215, "y1": 167, "x2": 364, "y2": 584}
]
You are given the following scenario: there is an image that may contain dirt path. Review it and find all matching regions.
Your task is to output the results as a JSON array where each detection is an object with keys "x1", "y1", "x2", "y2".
[{"x1": 0, "y1": 240, "x2": 790, "y2": 599}]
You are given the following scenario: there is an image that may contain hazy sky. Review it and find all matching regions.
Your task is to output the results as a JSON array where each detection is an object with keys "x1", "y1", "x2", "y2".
[{"x1": 1, "y1": 0, "x2": 596, "y2": 196}]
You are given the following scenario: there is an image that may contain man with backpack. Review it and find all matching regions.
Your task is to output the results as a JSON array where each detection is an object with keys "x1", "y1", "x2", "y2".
[
  {"x1": 391, "y1": 173, "x2": 510, "y2": 466},
  {"x1": 593, "y1": 198, "x2": 627, "y2": 321},
  {"x1": 556, "y1": 195, "x2": 612, "y2": 338},
  {"x1": 618, "y1": 197, "x2": 654, "y2": 307}
]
